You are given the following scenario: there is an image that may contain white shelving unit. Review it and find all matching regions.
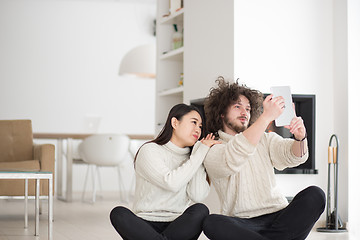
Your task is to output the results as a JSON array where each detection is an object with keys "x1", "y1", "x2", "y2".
[
  {"x1": 155, "y1": 0, "x2": 184, "y2": 132},
  {"x1": 160, "y1": 46, "x2": 184, "y2": 61},
  {"x1": 158, "y1": 86, "x2": 184, "y2": 96},
  {"x1": 155, "y1": 0, "x2": 234, "y2": 135},
  {"x1": 158, "y1": 8, "x2": 184, "y2": 25}
]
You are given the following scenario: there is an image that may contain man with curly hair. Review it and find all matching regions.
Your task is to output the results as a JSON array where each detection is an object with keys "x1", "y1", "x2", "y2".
[{"x1": 202, "y1": 77, "x2": 325, "y2": 240}]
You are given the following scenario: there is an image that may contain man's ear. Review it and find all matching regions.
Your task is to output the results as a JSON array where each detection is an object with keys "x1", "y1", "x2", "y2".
[
  {"x1": 171, "y1": 117, "x2": 178, "y2": 129},
  {"x1": 221, "y1": 114, "x2": 224, "y2": 119}
]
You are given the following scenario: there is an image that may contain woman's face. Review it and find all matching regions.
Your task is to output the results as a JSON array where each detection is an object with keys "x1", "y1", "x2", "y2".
[{"x1": 170, "y1": 110, "x2": 202, "y2": 148}]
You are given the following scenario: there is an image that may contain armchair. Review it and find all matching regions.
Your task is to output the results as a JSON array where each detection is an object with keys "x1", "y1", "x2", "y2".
[{"x1": 0, "y1": 120, "x2": 55, "y2": 196}]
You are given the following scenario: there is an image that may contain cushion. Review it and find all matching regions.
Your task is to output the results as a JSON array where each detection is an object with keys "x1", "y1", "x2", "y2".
[
  {"x1": 0, "y1": 120, "x2": 33, "y2": 162},
  {"x1": 0, "y1": 160, "x2": 40, "y2": 172}
]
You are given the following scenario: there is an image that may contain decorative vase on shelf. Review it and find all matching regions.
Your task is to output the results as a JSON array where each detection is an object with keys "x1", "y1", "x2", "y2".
[{"x1": 172, "y1": 24, "x2": 183, "y2": 50}]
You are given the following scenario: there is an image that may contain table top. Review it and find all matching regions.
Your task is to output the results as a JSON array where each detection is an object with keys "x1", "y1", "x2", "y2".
[
  {"x1": 33, "y1": 133, "x2": 154, "y2": 140},
  {"x1": 0, "y1": 171, "x2": 53, "y2": 179}
]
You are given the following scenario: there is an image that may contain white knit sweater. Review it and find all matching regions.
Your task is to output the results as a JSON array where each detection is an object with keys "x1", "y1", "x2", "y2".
[
  {"x1": 204, "y1": 130, "x2": 308, "y2": 218},
  {"x1": 133, "y1": 141, "x2": 211, "y2": 222}
]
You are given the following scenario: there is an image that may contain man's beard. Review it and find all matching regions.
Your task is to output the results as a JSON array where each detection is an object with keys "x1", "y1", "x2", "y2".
[{"x1": 224, "y1": 116, "x2": 248, "y2": 133}]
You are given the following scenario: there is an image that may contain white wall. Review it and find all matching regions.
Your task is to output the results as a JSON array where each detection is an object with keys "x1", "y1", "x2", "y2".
[
  {"x1": 234, "y1": 0, "x2": 340, "y2": 222},
  {"x1": 184, "y1": 0, "x2": 234, "y2": 103},
  {"x1": 333, "y1": 0, "x2": 349, "y2": 224},
  {"x1": 0, "y1": 0, "x2": 156, "y2": 134},
  {"x1": 348, "y1": 0, "x2": 360, "y2": 236},
  {"x1": 0, "y1": 0, "x2": 156, "y2": 194}
]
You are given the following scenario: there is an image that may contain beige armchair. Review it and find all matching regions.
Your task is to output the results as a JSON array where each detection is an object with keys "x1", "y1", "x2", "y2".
[{"x1": 0, "y1": 120, "x2": 55, "y2": 196}]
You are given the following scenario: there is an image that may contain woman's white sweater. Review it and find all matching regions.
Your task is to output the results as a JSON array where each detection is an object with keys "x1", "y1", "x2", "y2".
[
  {"x1": 133, "y1": 141, "x2": 210, "y2": 222},
  {"x1": 204, "y1": 130, "x2": 308, "y2": 218}
]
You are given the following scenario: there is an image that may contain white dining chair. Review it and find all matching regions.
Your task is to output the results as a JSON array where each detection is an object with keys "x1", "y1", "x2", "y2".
[{"x1": 78, "y1": 134, "x2": 130, "y2": 203}]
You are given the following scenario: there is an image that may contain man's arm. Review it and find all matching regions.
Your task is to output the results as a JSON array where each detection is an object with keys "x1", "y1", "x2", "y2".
[
  {"x1": 267, "y1": 132, "x2": 308, "y2": 170},
  {"x1": 285, "y1": 116, "x2": 308, "y2": 157},
  {"x1": 204, "y1": 134, "x2": 257, "y2": 179}
]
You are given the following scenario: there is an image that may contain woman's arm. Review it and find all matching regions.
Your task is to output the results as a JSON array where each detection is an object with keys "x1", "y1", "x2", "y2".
[
  {"x1": 135, "y1": 142, "x2": 210, "y2": 192},
  {"x1": 186, "y1": 164, "x2": 210, "y2": 202}
]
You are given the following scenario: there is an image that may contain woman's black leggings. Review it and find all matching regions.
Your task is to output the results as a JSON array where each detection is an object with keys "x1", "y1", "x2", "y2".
[
  {"x1": 203, "y1": 186, "x2": 326, "y2": 240},
  {"x1": 110, "y1": 203, "x2": 209, "y2": 240}
]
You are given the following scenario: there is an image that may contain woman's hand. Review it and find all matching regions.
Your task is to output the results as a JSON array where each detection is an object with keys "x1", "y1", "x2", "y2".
[{"x1": 200, "y1": 133, "x2": 221, "y2": 147}]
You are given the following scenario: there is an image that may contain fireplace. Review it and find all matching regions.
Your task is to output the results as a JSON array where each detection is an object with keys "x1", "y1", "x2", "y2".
[{"x1": 191, "y1": 94, "x2": 317, "y2": 174}]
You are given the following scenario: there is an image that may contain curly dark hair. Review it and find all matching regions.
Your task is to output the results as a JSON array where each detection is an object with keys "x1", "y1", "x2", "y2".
[{"x1": 204, "y1": 76, "x2": 264, "y2": 135}]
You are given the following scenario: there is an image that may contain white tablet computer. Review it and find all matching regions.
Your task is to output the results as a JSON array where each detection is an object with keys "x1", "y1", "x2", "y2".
[{"x1": 270, "y1": 86, "x2": 295, "y2": 127}]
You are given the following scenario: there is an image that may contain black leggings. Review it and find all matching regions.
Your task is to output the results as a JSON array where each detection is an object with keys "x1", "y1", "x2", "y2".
[
  {"x1": 110, "y1": 203, "x2": 209, "y2": 240},
  {"x1": 203, "y1": 186, "x2": 325, "y2": 240}
]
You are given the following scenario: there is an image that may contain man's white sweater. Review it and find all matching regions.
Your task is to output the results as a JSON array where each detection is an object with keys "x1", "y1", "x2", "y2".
[
  {"x1": 133, "y1": 141, "x2": 210, "y2": 222},
  {"x1": 204, "y1": 130, "x2": 308, "y2": 218}
]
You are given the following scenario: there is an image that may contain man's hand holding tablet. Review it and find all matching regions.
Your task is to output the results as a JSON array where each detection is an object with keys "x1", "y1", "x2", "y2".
[{"x1": 270, "y1": 86, "x2": 295, "y2": 127}]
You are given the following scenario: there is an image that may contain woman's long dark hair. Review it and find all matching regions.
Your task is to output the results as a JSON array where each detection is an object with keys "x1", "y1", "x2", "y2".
[{"x1": 134, "y1": 103, "x2": 203, "y2": 163}]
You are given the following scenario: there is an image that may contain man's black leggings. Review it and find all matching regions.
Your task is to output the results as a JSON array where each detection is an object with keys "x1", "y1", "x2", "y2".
[
  {"x1": 203, "y1": 186, "x2": 325, "y2": 240},
  {"x1": 110, "y1": 203, "x2": 209, "y2": 240}
]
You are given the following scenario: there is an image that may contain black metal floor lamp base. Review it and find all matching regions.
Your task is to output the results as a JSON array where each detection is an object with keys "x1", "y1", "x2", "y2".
[
  {"x1": 316, "y1": 227, "x2": 348, "y2": 233},
  {"x1": 318, "y1": 135, "x2": 348, "y2": 234}
]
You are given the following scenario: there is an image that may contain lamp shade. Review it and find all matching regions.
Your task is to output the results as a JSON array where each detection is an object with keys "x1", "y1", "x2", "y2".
[{"x1": 119, "y1": 44, "x2": 156, "y2": 78}]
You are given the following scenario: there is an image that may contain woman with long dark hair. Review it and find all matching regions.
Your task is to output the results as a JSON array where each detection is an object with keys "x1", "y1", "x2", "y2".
[{"x1": 110, "y1": 103, "x2": 219, "y2": 240}]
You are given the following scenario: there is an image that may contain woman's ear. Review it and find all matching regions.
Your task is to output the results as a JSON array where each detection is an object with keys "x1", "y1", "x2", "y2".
[{"x1": 171, "y1": 117, "x2": 178, "y2": 129}]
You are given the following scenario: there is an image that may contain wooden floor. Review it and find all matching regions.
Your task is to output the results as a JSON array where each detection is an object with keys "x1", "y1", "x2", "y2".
[{"x1": 0, "y1": 192, "x2": 354, "y2": 240}]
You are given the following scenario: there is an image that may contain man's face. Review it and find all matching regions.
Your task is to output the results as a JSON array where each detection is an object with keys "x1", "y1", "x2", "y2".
[{"x1": 222, "y1": 95, "x2": 251, "y2": 135}]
